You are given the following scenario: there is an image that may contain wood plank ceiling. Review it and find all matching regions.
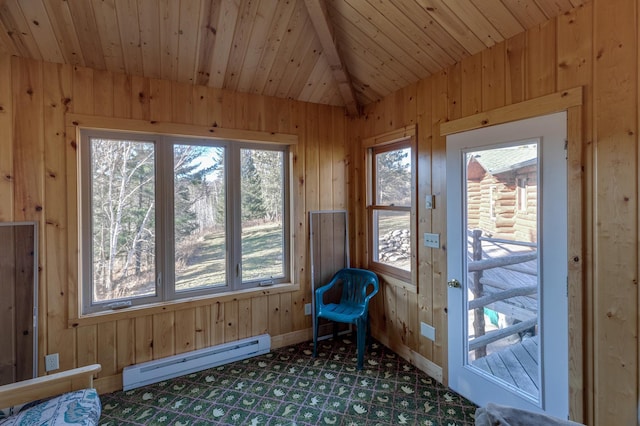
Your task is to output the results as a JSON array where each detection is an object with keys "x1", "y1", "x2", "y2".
[{"x1": 0, "y1": 0, "x2": 586, "y2": 115}]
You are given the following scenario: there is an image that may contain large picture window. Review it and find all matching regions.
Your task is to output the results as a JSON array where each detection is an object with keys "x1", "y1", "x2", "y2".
[
  {"x1": 80, "y1": 130, "x2": 290, "y2": 314},
  {"x1": 368, "y1": 139, "x2": 413, "y2": 280}
]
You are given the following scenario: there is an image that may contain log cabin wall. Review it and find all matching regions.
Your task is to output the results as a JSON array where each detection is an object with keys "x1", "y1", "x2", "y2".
[
  {"x1": 0, "y1": 54, "x2": 348, "y2": 393},
  {"x1": 348, "y1": 1, "x2": 637, "y2": 424}
]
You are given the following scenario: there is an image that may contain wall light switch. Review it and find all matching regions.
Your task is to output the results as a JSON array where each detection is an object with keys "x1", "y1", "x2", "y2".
[
  {"x1": 424, "y1": 232, "x2": 440, "y2": 248},
  {"x1": 425, "y1": 194, "x2": 435, "y2": 209},
  {"x1": 304, "y1": 303, "x2": 311, "y2": 316}
]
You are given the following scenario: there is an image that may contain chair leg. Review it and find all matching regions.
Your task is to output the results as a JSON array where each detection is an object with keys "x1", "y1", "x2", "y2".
[
  {"x1": 313, "y1": 315, "x2": 319, "y2": 358},
  {"x1": 366, "y1": 313, "x2": 371, "y2": 348},
  {"x1": 356, "y1": 319, "x2": 366, "y2": 370}
]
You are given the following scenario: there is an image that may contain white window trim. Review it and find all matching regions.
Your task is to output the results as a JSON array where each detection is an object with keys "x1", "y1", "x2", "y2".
[
  {"x1": 78, "y1": 126, "x2": 292, "y2": 315},
  {"x1": 363, "y1": 126, "x2": 416, "y2": 283}
]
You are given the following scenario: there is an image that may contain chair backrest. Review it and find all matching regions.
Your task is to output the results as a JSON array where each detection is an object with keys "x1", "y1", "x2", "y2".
[{"x1": 333, "y1": 268, "x2": 379, "y2": 307}]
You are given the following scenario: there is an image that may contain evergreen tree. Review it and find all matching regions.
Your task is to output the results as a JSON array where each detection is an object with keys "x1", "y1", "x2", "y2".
[
  {"x1": 241, "y1": 150, "x2": 267, "y2": 222},
  {"x1": 376, "y1": 148, "x2": 411, "y2": 206}
]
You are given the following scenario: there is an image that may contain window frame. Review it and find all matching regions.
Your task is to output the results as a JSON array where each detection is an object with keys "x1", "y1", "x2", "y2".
[
  {"x1": 79, "y1": 128, "x2": 291, "y2": 315},
  {"x1": 365, "y1": 132, "x2": 416, "y2": 283}
]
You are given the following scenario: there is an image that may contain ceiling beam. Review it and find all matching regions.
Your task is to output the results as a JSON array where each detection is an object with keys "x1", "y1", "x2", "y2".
[{"x1": 303, "y1": 0, "x2": 360, "y2": 116}]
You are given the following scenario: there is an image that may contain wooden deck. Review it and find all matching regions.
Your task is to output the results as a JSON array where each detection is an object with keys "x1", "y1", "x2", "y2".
[
  {"x1": 467, "y1": 233, "x2": 539, "y2": 322},
  {"x1": 472, "y1": 335, "x2": 540, "y2": 397}
]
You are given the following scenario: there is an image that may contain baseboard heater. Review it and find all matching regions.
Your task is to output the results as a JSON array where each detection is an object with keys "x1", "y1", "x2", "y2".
[{"x1": 122, "y1": 334, "x2": 271, "y2": 391}]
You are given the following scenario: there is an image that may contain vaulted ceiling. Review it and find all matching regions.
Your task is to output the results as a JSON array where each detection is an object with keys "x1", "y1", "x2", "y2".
[{"x1": 0, "y1": 0, "x2": 585, "y2": 115}]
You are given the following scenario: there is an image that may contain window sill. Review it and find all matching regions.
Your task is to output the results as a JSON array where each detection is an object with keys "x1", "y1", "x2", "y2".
[
  {"x1": 68, "y1": 282, "x2": 300, "y2": 328},
  {"x1": 370, "y1": 266, "x2": 416, "y2": 294}
]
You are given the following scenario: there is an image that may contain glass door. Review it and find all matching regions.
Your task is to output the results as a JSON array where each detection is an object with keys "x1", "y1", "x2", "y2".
[{"x1": 446, "y1": 112, "x2": 569, "y2": 418}]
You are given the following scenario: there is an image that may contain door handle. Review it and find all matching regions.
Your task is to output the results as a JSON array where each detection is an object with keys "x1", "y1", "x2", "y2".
[{"x1": 447, "y1": 279, "x2": 461, "y2": 288}]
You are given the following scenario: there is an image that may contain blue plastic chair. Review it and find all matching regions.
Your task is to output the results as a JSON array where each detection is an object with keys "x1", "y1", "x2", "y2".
[{"x1": 313, "y1": 268, "x2": 379, "y2": 369}]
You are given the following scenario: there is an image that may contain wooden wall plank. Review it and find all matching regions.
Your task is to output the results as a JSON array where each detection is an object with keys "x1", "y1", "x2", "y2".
[
  {"x1": 12, "y1": 57, "x2": 44, "y2": 222},
  {"x1": 526, "y1": 18, "x2": 557, "y2": 98},
  {"x1": 211, "y1": 301, "x2": 225, "y2": 346},
  {"x1": 130, "y1": 75, "x2": 150, "y2": 121},
  {"x1": 291, "y1": 102, "x2": 309, "y2": 332},
  {"x1": 332, "y1": 106, "x2": 346, "y2": 209},
  {"x1": 224, "y1": 300, "x2": 238, "y2": 343},
  {"x1": 557, "y1": 4, "x2": 593, "y2": 422},
  {"x1": 43, "y1": 61, "x2": 75, "y2": 372},
  {"x1": 116, "y1": 319, "x2": 135, "y2": 371},
  {"x1": 592, "y1": 0, "x2": 638, "y2": 423},
  {"x1": 505, "y1": 32, "x2": 527, "y2": 105},
  {"x1": 268, "y1": 294, "x2": 281, "y2": 337},
  {"x1": 0, "y1": 55, "x2": 14, "y2": 222},
  {"x1": 76, "y1": 325, "x2": 97, "y2": 367},
  {"x1": 93, "y1": 69, "x2": 114, "y2": 117},
  {"x1": 171, "y1": 81, "x2": 193, "y2": 124},
  {"x1": 152, "y1": 312, "x2": 175, "y2": 359},
  {"x1": 12, "y1": 57, "x2": 45, "y2": 374},
  {"x1": 416, "y1": 76, "x2": 434, "y2": 359},
  {"x1": 251, "y1": 296, "x2": 268, "y2": 335},
  {"x1": 113, "y1": 73, "x2": 132, "y2": 119},
  {"x1": 430, "y1": 69, "x2": 448, "y2": 374},
  {"x1": 460, "y1": 53, "x2": 482, "y2": 116},
  {"x1": 97, "y1": 322, "x2": 116, "y2": 378},
  {"x1": 481, "y1": 42, "x2": 506, "y2": 111},
  {"x1": 194, "y1": 305, "x2": 211, "y2": 349},
  {"x1": 134, "y1": 316, "x2": 153, "y2": 364},
  {"x1": 237, "y1": 299, "x2": 251, "y2": 339},
  {"x1": 174, "y1": 309, "x2": 196, "y2": 354},
  {"x1": 150, "y1": 78, "x2": 172, "y2": 122}
]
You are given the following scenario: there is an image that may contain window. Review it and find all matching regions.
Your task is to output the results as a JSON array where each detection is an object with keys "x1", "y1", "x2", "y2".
[
  {"x1": 516, "y1": 177, "x2": 528, "y2": 212},
  {"x1": 80, "y1": 130, "x2": 290, "y2": 314},
  {"x1": 368, "y1": 140, "x2": 413, "y2": 279},
  {"x1": 489, "y1": 185, "x2": 497, "y2": 220}
]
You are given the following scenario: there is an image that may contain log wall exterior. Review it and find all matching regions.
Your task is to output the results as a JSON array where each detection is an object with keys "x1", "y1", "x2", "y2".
[
  {"x1": 0, "y1": 54, "x2": 347, "y2": 394},
  {"x1": 348, "y1": 1, "x2": 638, "y2": 424}
]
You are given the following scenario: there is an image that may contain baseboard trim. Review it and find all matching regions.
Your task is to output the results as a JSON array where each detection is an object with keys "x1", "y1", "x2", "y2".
[
  {"x1": 271, "y1": 329, "x2": 312, "y2": 349},
  {"x1": 95, "y1": 373, "x2": 123, "y2": 394},
  {"x1": 372, "y1": 330, "x2": 444, "y2": 383}
]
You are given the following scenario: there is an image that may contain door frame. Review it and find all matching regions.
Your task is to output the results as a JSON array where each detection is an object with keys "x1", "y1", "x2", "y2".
[{"x1": 440, "y1": 87, "x2": 584, "y2": 422}]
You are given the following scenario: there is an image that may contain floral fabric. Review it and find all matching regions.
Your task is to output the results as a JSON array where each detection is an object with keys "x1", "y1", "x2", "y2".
[{"x1": 0, "y1": 389, "x2": 101, "y2": 426}]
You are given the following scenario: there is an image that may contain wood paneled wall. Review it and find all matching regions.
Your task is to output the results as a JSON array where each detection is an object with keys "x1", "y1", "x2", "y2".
[
  {"x1": 349, "y1": 1, "x2": 638, "y2": 424},
  {"x1": 0, "y1": 54, "x2": 347, "y2": 393}
]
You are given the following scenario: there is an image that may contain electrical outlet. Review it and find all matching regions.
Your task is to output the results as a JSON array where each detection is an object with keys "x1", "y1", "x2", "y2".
[
  {"x1": 45, "y1": 353, "x2": 59, "y2": 372},
  {"x1": 420, "y1": 322, "x2": 436, "y2": 341},
  {"x1": 304, "y1": 303, "x2": 311, "y2": 316},
  {"x1": 424, "y1": 232, "x2": 440, "y2": 248}
]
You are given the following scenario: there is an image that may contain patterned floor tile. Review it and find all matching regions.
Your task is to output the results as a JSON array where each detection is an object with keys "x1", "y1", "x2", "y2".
[{"x1": 100, "y1": 335, "x2": 477, "y2": 425}]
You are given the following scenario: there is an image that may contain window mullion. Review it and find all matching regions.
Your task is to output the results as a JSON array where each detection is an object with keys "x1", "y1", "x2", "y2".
[
  {"x1": 228, "y1": 145, "x2": 242, "y2": 289},
  {"x1": 157, "y1": 137, "x2": 173, "y2": 302}
]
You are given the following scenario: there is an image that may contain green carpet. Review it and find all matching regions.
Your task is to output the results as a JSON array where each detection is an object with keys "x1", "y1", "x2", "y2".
[{"x1": 99, "y1": 335, "x2": 477, "y2": 425}]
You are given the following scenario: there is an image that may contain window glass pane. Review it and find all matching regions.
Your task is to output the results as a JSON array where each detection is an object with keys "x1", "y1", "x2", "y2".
[
  {"x1": 375, "y1": 147, "x2": 411, "y2": 206},
  {"x1": 174, "y1": 145, "x2": 227, "y2": 291},
  {"x1": 373, "y1": 210, "x2": 411, "y2": 272},
  {"x1": 240, "y1": 149, "x2": 285, "y2": 282},
  {"x1": 90, "y1": 138, "x2": 156, "y2": 302}
]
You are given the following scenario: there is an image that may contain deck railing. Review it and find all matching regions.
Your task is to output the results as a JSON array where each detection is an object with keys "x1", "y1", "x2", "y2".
[{"x1": 468, "y1": 229, "x2": 537, "y2": 358}]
